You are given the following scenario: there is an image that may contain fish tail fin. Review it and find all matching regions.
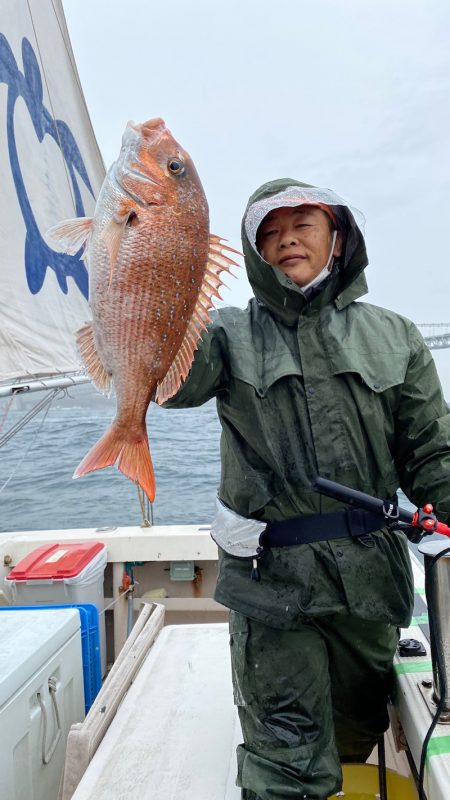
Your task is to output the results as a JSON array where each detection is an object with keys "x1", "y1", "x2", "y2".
[{"x1": 73, "y1": 423, "x2": 156, "y2": 502}]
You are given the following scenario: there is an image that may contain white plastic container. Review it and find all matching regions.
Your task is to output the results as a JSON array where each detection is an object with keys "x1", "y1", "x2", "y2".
[
  {"x1": 0, "y1": 607, "x2": 85, "y2": 800},
  {"x1": 5, "y1": 542, "x2": 107, "y2": 675}
]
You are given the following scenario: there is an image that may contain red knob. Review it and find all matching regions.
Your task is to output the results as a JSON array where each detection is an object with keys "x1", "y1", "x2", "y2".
[
  {"x1": 423, "y1": 519, "x2": 435, "y2": 530},
  {"x1": 424, "y1": 504, "x2": 434, "y2": 513}
]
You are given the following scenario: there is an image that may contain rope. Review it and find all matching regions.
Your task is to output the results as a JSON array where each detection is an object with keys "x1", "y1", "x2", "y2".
[
  {"x1": 136, "y1": 483, "x2": 153, "y2": 527},
  {"x1": 0, "y1": 390, "x2": 61, "y2": 494},
  {"x1": 0, "y1": 395, "x2": 15, "y2": 434},
  {"x1": 101, "y1": 588, "x2": 133, "y2": 615},
  {"x1": 0, "y1": 388, "x2": 62, "y2": 448}
]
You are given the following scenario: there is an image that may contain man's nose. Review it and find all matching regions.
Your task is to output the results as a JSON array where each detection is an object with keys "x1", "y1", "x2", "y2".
[{"x1": 279, "y1": 228, "x2": 298, "y2": 247}]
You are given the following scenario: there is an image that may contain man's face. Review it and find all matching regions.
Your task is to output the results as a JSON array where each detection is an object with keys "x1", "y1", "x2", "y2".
[{"x1": 257, "y1": 205, "x2": 342, "y2": 288}]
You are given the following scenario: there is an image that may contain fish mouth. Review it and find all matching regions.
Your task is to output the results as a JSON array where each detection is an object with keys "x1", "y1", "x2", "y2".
[
  {"x1": 128, "y1": 118, "x2": 167, "y2": 145},
  {"x1": 140, "y1": 117, "x2": 166, "y2": 134}
]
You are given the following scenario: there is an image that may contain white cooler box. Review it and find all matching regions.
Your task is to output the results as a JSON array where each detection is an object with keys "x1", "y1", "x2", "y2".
[
  {"x1": 0, "y1": 607, "x2": 85, "y2": 800},
  {"x1": 5, "y1": 542, "x2": 107, "y2": 675}
]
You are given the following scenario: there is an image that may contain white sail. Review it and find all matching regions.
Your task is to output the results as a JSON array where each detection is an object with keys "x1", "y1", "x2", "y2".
[{"x1": 0, "y1": 0, "x2": 105, "y2": 387}]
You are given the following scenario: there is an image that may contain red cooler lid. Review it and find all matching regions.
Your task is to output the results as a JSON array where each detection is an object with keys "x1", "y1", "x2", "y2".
[{"x1": 6, "y1": 541, "x2": 105, "y2": 581}]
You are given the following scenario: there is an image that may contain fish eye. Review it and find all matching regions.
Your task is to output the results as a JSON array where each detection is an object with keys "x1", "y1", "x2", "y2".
[{"x1": 167, "y1": 157, "x2": 184, "y2": 175}]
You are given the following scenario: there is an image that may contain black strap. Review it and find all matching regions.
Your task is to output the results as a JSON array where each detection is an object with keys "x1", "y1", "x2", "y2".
[{"x1": 261, "y1": 508, "x2": 384, "y2": 548}]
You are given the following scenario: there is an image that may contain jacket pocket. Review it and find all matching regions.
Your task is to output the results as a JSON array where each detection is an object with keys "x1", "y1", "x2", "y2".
[
  {"x1": 229, "y1": 611, "x2": 256, "y2": 706},
  {"x1": 226, "y1": 320, "x2": 302, "y2": 398},
  {"x1": 221, "y1": 470, "x2": 275, "y2": 516},
  {"x1": 229, "y1": 349, "x2": 303, "y2": 397},
  {"x1": 329, "y1": 348, "x2": 409, "y2": 394},
  {"x1": 327, "y1": 349, "x2": 409, "y2": 486},
  {"x1": 335, "y1": 531, "x2": 414, "y2": 626}
]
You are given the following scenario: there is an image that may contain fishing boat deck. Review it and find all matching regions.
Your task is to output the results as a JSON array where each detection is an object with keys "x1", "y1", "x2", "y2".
[
  {"x1": 69, "y1": 622, "x2": 240, "y2": 799},
  {"x1": 68, "y1": 618, "x2": 417, "y2": 800},
  {"x1": 1, "y1": 527, "x2": 449, "y2": 799}
]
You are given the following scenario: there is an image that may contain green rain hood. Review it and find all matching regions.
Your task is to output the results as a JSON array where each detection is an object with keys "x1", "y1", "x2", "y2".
[{"x1": 242, "y1": 177, "x2": 369, "y2": 324}]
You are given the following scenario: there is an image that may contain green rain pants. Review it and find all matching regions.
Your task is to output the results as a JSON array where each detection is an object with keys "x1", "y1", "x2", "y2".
[{"x1": 229, "y1": 610, "x2": 399, "y2": 800}]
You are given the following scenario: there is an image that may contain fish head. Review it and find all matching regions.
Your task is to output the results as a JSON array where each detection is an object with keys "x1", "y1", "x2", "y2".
[{"x1": 114, "y1": 118, "x2": 207, "y2": 213}]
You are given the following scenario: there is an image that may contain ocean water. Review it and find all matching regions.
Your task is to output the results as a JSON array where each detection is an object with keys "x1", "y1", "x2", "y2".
[
  {"x1": 0, "y1": 383, "x2": 432, "y2": 536},
  {"x1": 0, "y1": 386, "x2": 221, "y2": 532}
]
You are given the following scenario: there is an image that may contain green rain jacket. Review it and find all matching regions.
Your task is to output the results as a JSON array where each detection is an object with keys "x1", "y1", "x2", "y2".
[{"x1": 164, "y1": 178, "x2": 450, "y2": 629}]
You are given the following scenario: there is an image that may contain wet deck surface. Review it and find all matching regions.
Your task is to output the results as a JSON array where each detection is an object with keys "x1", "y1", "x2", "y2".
[
  {"x1": 72, "y1": 623, "x2": 241, "y2": 799},
  {"x1": 70, "y1": 621, "x2": 414, "y2": 799}
]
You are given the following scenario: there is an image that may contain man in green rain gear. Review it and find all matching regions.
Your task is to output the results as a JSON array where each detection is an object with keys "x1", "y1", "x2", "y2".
[{"x1": 163, "y1": 178, "x2": 450, "y2": 798}]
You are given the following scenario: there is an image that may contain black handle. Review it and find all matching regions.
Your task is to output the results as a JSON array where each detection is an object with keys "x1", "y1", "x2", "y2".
[{"x1": 313, "y1": 477, "x2": 414, "y2": 524}]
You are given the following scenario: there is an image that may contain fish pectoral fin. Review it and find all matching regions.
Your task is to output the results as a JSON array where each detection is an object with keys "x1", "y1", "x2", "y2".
[
  {"x1": 46, "y1": 217, "x2": 93, "y2": 255},
  {"x1": 156, "y1": 235, "x2": 241, "y2": 405},
  {"x1": 76, "y1": 322, "x2": 112, "y2": 394},
  {"x1": 156, "y1": 317, "x2": 206, "y2": 404},
  {"x1": 101, "y1": 211, "x2": 133, "y2": 286}
]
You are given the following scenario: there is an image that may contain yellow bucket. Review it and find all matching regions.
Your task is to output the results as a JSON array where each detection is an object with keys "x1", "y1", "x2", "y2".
[{"x1": 328, "y1": 764, "x2": 418, "y2": 799}]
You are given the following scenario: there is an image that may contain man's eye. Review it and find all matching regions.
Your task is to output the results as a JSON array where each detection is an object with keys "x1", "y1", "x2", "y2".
[
  {"x1": 262, "y1": 229, "x2": 277, "y2": 238},
  {"x1": 295, "y1": 223, "x2": 309, "y2": 229}
]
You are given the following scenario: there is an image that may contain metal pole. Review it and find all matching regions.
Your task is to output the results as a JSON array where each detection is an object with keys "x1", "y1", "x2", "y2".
[
  {"x1": 0, "y1": 374, "x2": 89, "y2": 398},
  {"x1": 127, "y1": 590, "x2": 134, "y2": 637},
  {"x1": 112, "y1": 562, "x2": 128, "y2": 660},
  {"x1": 419, "y1": 541, "x2": 450, "y2": 710},
  {"x1": 377, "y1": 736, "x2": 388, "y2": 800}
]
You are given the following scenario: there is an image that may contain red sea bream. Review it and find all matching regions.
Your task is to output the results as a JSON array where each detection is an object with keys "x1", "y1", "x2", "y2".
[{"x1": 47, "y1": 118, "x2": 238, "y2": 501}]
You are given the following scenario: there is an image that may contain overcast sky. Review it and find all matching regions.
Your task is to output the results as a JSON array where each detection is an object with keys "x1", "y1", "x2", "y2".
[{"x1": 62, "y1": 0, "x2": 450, "y2": 393}]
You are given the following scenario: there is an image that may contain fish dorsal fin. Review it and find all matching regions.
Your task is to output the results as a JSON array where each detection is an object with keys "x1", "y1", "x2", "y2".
[
  {"x1": 76, "y1": 322, "x2": 112, "y2": 393},
  {"x1": 46, "y1": 217, "x2": 93, "y2": 255},
  {"x1": 156, "y1": 235, "x2": 241, "y2": 404}
]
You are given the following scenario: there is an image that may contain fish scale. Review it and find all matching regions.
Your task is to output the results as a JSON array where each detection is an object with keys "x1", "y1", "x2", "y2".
[{"x1": 47, "y1": 117, "x2": 239, "y2": 501}]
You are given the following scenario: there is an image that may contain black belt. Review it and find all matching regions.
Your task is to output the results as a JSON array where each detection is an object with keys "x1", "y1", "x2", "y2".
[{"x1": 261, "y1": 508, "x2": 385, "y2": 549}]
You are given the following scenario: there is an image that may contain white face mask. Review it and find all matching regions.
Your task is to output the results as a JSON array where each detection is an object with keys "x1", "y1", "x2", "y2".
[{"x1": 298, "y1": 230, "x2": 338, "y2": 295}]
